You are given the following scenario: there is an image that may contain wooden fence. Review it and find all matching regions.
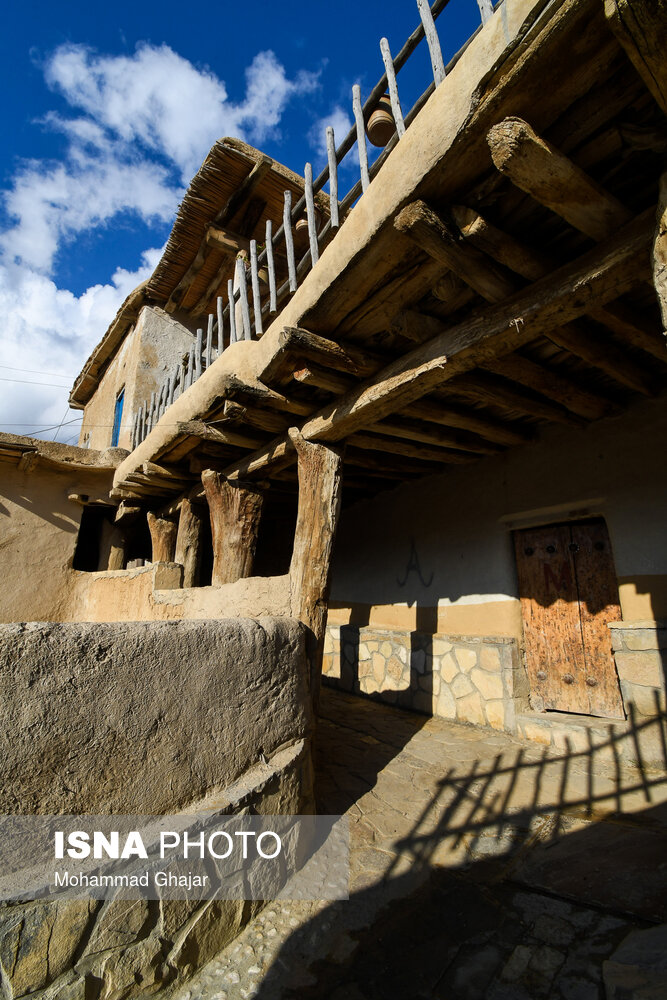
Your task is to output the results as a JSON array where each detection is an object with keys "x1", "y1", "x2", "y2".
[{"x1": 132, "y1": 0, "x2": 496, "y2": 448}]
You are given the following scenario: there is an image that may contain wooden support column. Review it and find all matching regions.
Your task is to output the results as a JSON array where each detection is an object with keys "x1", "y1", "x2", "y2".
[
  {"x1": 655, "y1": 173, "x2": 667, "y2": 332},
  {"x1": 147, "y1": 511, "x2": 178, "y2": 563},
  {"x1": 289, "y1": 429, "x2": 344, "y2": 711},
  {"x1": 174, "y1": 498, "x2": 205, "y2": 588},
  {"x1": 107, "y1": 527, "x2": 127, "y2": 571},
  {"x1": 604, "y1": 0, "x2": 667, "y2": 115},
  {"x1": 201, "y1": 470, "x2": 264, "y2": 586}
]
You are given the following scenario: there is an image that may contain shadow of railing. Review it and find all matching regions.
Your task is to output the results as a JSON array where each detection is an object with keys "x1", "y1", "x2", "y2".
[{"x1": 251, "y1": 693, "x2": 667, "y2": 998}]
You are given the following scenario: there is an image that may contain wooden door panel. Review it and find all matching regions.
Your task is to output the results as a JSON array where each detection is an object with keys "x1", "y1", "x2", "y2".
[
  {"x1": 570, "y1": 520, "x2": 624, "y2": 718},
  {"x1": 514, "y1": 525, "x2": 589, "y2": 713},
  {"x1": 514, "y1": 519, "x2": 624, "y2": 718}
]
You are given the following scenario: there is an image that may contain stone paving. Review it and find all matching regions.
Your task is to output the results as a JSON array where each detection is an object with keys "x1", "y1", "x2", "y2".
[{"x1": 169, "y1": 689, "x2": 667, "y2": 1000}]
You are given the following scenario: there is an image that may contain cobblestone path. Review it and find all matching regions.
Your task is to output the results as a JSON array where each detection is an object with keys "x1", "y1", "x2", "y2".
[{"x1": 170, "y1": 688, "x2": 667, "y2": 1000}]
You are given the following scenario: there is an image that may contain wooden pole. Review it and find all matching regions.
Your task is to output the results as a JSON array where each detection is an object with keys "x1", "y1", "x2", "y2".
[
  {"x1": 654, "y1": 172, "x2": 667, "y2": 333},
  {"x1": 205, "y1": 314, "x2": 214, "y2": 369},
  {"x1": 147, "y1": 511, "x2": 178, "y2": 563},
  {"x1": 201, "y1": 470, "x2": 265, "y2": 586},
  {"x1": 604, "y1": 0, "x2": 667, "y2": 115},
  {"x1": 289, "y1": 429, "x2": 344, "y2": 710},
  {"x1": 174, "y1": 498, "x2": 205, "y2": 588},
  {"x1": 236, "y1": 257, "x2": 253, "y2": 341},
  {"x1": 487, "y1": 117, "x2": 631, "y2": 241},
  {"x1": 265, "y1": 218, "x2": 278, "y2": 312},
  {"x1": 283, "y1": 190, "x2": 298, "y2": 293},
  {"x1": 415, "y1": 0, "x2": 446, "y2": 86},
  {"x1": 107, "y1": 526, "x2": 127, "y2": 571},
  {"x1": 249, "y1": 239, "x2": 263, "y2": 336},
  {"x1": 352, "y1": 84, "x2": 370, "y2": 193},
  {"x1": 216, "y1": 295, "x2": 224, "y2": 354},
  {"x1": 380, "y1": 38, "x2": 406, "y2": 139},
  {"x1": 304, "y1": 162, "x2": 319, "y2": 265},
  {"x1": 227, "y1": 279, "x2": 237, "y2": 344},
  {"x1": 325, "y1": 127, "x2": 340, "y2": 228}
]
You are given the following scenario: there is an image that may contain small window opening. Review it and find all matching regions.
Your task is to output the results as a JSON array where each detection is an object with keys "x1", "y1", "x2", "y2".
[{"x1": 111, "y1": 388, "x2": 124, "y2": 447}]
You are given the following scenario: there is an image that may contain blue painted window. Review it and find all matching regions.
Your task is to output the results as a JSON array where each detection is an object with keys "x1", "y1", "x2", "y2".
[{"x1": 111, "y1": 388, "x2": 124, "y2": 447}]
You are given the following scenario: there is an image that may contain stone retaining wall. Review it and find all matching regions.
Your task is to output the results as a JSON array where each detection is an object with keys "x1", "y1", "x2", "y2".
[
  {"x1": 0, "y1": 618, "x2": 314, "y2": 998},
  {"x1": 322, "y1": 625, "x2": 527, "y2": 732},
  {"x1": 610, "y1": 620, "x2": 667, "y2": 719}
]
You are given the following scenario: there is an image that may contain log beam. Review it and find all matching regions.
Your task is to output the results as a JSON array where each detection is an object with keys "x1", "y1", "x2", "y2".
[
  {"x1": 260, "y1": 327, "x2": 384, "y2": 387},
  {"x1": 655, "y1": 172, "x2": 667, "y2": 332},
  {"x1": 487, "y1": 117, "x2": 632, "y2": 240},
  {"x1": 220, "y1": 210, "x2": 653, "y2": 479},
  {"x1": 147, "y1": 511, "x2": 178, "y2": 563},
  {"x1": 482, "y1": 355, "x2": 617, "y2": 421},
  {"x1": 201, "y1": 470, "x2": 264, "y2": 586},
  {"x1": 604, "y1": 0, "x2": 667, "y2": 115},
  {"x1": 289, "y1": 429, "x2": 344, "y2": 709},
  {"x1": 174, "y1": 498, "x2": 205, "y2": 588},
  {"x1": 395, "y1": 201, "x2": 517, "y2": 302}
]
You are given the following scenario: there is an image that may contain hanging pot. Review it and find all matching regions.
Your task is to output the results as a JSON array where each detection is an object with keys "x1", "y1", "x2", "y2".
[
  {"x1": 294, "y1": 209, "x2": 320, "y2": 253},
  {"x1": 366, "y1": 93, "x2": 396, "y2": 147}
]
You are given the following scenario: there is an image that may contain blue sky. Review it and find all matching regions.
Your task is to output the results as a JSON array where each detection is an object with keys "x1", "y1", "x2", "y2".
[{"x1": 0, "y1": 0, "x2": 480, "y2": 443}]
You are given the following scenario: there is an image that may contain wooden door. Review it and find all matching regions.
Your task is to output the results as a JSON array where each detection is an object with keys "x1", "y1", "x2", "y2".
[{"x1": 513, "y1": 518, "x2": 624, "y2": 718}]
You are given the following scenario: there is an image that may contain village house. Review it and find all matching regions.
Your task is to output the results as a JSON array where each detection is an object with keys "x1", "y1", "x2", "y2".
[{"x1": 1, "y1": 0, "x2": 666, "y2": 995}]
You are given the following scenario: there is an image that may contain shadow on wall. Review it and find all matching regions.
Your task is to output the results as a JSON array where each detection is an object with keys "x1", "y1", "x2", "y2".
[{"x1": 252, "y1": 695, "x2": 667, "y2": 999}]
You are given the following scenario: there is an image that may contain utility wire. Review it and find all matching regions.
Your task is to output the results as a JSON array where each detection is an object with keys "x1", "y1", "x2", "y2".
[
  {"x1": 0, "y1": 364, "x2": 75, "y2": 379},
  {"x1": 0, "y1": 377, "x2": 71, "y2": 388}
]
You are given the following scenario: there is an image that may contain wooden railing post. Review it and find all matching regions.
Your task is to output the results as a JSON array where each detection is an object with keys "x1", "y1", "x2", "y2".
[
  {"x1": 147, "y1": 512, "x2": 178, "y2": 563},
  {"x1": 289, "y1": 429, "x2": 344, "y2": 710},
  {"x1": 201, "y1": 470, "x2": 265, "y2": 586},
  {"x1": 174, "y1": 498, "x2": 206, "y2": 588}
]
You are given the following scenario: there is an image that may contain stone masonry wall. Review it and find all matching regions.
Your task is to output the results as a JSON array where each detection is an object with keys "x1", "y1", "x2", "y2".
[
  {"x1": 323, "y1": 625, "x2": 527, "y2": 733},
  {"x1": 610, "y1": 621, "x2": 667, "y2": 720}
]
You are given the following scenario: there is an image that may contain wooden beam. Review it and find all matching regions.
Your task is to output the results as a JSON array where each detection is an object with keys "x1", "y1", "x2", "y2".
[
  {"x1": 543, "y1": 322, "x2": 659, "y2": 395},
  {"x1": 349, "y1": 431, "x2": 478, "y2": 464},
  {"x1": 407, "y1": 398, "x2": 532, "y2": 446},
  {"x1": 174, "y1": 498, "x2": 205, "y2": 588},
  {"x1": 487, "y1": 117, "x2": 632, "y2": 241},
  {"x1": 213, "y1": 157, "x2": 272, "y2": 228},
  {"x1": 201, "y1": 470, "x2": 264, "y2": 586},
  {"x1": 293, "y1": 366, "x2": 352, "y2": 395},
  {"x1": 367, "y1": 417, "x2": 501, "y2": 455},
  {"x1": 482, "y1": 355, "x2": 617, "y2": 421},
  {"x1": 289, "y1": 429, "x2": 344, "y2": 709},
  {"x1": 655, "y1": 172, "x2": 667, "y2": 331},
  {"x1": 454, "y1": 208, "x2": 667, "y2": 368},
  {"x1": 175, "y1": 420, "x2": 266, "y2": 451},
  {"x1": 604, "y1": 0, "x2": 667, "y2": 115},
  {"x1": 395, "y1": 200, "x2": 518, "y2": 302},
  {"x1": 204, "y1": 226, "x2": 252, "y2": 256},
  {"x1": 222, "y1": 212, "x2": 653, "y2": 478},
  {"x1": 448, "y1": 373, "x2": 585, "y2": 427},
  {"x1": 451, "y1": 205, "x2": 549, "y2": 282},
  {"x1": 260, "y1": 327, "x2": 384, "y2": 387},
  {"x1": 587, "y1": 302, "x2": 667, "y2": 360},
  {"x1": 107, "y1": 525, "x2": 127, "y2": 571},
  {"x1": 147, "y1": 511, "x2": 178, "y2": 563}
]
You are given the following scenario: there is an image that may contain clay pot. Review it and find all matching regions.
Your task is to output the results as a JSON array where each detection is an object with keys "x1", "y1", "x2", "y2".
[
  {"x1": 294, "y1": 210, "x2": 320, "y2": 253},
  {"x1": 366, "y1": 94, "x2": 396, "y2": 147}
]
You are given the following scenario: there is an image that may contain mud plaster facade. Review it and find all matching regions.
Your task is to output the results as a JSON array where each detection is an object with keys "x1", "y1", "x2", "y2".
[
  {"x1": 323, "y1": 395, "x2": 667, "y2": 758},
  {"x1": 2, "y1": 0, "x2": 667, "y2": 994},
  {"x1": 0, "y1": 619, "x2": 314, "y2": 999},
  {"x1": 79, "y1": 306, "x2": 194, "y2": 452}
]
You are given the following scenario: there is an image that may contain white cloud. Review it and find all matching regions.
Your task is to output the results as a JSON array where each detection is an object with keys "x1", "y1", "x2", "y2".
[
  {"x1": 0, "y1": 41, "x2": 318, "y2": 441},
  {"x1": 0, "y1": 249, "x2": 161, "y2": 442}
]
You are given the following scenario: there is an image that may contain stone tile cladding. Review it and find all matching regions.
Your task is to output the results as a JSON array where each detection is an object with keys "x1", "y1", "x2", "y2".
[{"x1": 323, "y1": 625, "x2": 526, "y2": 732}]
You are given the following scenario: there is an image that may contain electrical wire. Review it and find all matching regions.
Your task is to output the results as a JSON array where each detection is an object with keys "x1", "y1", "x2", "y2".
[
  {"x1": 0, "y1": 377, "x2": 71, "y2": 388},
  {"x1": 0, "y1": 364, "x2": 75, "y2": 379}
]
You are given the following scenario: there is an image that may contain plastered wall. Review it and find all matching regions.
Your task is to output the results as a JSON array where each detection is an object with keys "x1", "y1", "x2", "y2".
[
  {"x1": 80, "y1": 306, "x2": 194, "y2": 451},
  {"x1": 0, "y1": 460, "x2": 115, "y2": 622},
  {"x1": 329, "y1": 395, "x2": 667, "y2": 636}
]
